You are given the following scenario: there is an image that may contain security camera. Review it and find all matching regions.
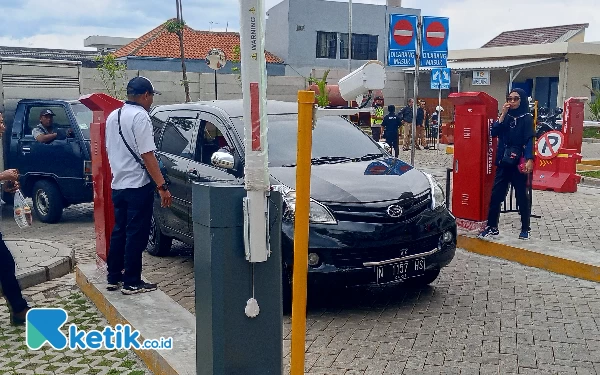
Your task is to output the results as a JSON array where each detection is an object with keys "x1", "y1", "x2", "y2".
[{"x1": 338, "y1": 61, "x2": 386, "y2": 103}]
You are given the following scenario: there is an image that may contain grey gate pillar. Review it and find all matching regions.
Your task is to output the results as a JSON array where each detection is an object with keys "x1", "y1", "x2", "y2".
[{"x1": 193, "y1": 182, "x2": 283, "y2": 375}]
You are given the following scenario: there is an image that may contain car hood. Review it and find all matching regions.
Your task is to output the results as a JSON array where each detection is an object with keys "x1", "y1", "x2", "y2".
[{"x1": 269, "y1": 157, "x2": 431, "y2": 203}]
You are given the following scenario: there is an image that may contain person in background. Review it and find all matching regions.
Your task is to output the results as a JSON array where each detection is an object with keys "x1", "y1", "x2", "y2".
[
  {"x1": 416, "y1": 101, "x2": 426, "y2": 150},
  {"x1": 0, "y1": 111, "x2": 30, "y2": 325},
  {"x1": 479, "y1": 88, "x2": 534, "y2": 240},
  {"x1": 400, "y1": 98, "x2": 414, "y2": 151},
  {"x1": 370, "y1": 97, "x2": 384, "y2": 142},
  {"x1": 381, "y1": 105, "x2": 401, "y2": 157},
  {"x1": 32, "y1": 109, "x2": 73, "y2": 144}
]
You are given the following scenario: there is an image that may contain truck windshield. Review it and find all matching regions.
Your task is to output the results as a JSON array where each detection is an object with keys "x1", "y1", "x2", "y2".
[{"x1": 70, "y1": 102, "x2": 92, "y2": 140}]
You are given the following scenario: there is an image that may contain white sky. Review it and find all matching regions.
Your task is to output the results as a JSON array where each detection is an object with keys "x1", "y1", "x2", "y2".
[{"x1": 0, "y1": 0, "x2": 597, "y2": 51}]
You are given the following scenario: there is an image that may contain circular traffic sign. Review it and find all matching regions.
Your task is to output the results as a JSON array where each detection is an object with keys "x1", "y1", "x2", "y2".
[
  {"x1": 393, "y1": 19, "x2": 414, "y2": 46},
  {"x1": 425, "y1": 21, "x2": 446, "y2": 48},
  {"x1": 536, "y1": 130, "x2": 563, "y2": 160},
  {"x1": 206, "y1": 48, "x2": 227, "y2": 70}
]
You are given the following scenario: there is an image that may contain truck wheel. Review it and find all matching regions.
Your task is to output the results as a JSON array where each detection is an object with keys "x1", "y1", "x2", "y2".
[
  {"x1": 32, "y1": 180, "x2": 63, "y2": 223},
  {"x1": 147, "y1": 214, "x2": 173, "y2": 257}
]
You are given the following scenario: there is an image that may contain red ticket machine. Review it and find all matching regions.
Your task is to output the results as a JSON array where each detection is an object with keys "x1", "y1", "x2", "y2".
[
  {"x1": 448, "y1": 92, "x2": 498, "y2": 226},
  {"x1": 79, "y1": 93, "x2": 123, "y2": 265}
]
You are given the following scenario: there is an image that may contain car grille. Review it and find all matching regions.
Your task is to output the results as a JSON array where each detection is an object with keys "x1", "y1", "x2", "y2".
[
  {"x1": 326, "y1": 189, "x2": 432, "y2": 224},
  {"x1": 320, "y1": 235, "x2": 440, "y2": 268}
]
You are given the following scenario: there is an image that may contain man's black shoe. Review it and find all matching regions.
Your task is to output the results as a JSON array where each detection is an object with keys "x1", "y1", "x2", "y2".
[
  {"x1": 121, "y1": 282, "x2": 158, "y2": 295},
  {"x1": 106, "y1": 282, "x2": 122, "y2": 291}
]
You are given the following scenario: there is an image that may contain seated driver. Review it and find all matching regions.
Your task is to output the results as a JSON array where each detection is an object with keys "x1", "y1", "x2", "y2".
[{"x1": 32, "y1": 109, "x2": 73, "y2": 143}]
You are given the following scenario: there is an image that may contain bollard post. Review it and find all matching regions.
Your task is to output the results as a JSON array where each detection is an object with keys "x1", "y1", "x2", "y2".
[{"x1": 290, "y1": 90, "x2": 315, "y2": 375}]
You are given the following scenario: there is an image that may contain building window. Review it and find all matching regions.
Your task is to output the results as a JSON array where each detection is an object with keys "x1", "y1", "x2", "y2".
[
  {"x1": 591, "y1": 78, "x2": 600, "y2": 101},
  {"x1": 340, "y1": 34, "x2": 378, "y2": 60},
  {"x1": 316, "y1": 32, "x2": 337, "y2": 59}
]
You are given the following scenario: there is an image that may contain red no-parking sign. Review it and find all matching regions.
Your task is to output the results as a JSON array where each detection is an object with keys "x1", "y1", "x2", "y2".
[
  {"x1": 536, "y1": 131, "x2": 564, "y2": 160},
  {"x1": 388, "y1": 14, "x2": 417, "y2": 67},
  {"x1": 393, "y1": 19, "x2": 415, "y2": 46}
]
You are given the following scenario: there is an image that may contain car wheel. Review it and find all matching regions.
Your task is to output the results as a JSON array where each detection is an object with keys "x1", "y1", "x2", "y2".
[
  {"x1": 410, "y1": 269, "x2": 441, "y2": 286},
  {"x1": 147, "y1": 214, "x2": 173, "y2": 257},
  {"x1": 32, "y1": 180, "x2": 63, "y2": 223},
  {"x1": 282, "y1": 264, "x2": 292, "y2": 314}
]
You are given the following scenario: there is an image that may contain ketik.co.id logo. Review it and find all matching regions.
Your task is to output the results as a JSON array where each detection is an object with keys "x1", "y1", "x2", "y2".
[{"x1": 26, "y1": 308, "x2": 173, "y2": 350}]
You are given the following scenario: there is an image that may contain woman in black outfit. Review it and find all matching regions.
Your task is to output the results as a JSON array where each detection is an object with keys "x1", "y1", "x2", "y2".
[{"x1": 479, "y1": 88, "x2": 535, "y2": 240}]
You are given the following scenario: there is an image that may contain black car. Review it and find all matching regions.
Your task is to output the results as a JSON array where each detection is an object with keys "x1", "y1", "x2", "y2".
[{"x1": 148, "y1": 100, "x2": 456, "y2": 296}]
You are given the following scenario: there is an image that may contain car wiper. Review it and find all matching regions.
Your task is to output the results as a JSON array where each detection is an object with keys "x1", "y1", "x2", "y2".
[
  {"x1": 311, "y1": 156, "x2": 352, "y2": 165},
  {"x1": 359, "y1": 153, "x2": 383, "y2": 161}
]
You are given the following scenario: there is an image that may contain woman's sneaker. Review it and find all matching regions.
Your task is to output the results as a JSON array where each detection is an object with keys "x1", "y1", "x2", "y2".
[
  {"x1": 519, "y1": 230, "x2": 530, "y2": 240},
  {"x1": 106, "y1": 282, "x2": 122, "y2": 291},
  {"x1": 478, "y1": 227, "x2": 499, "y2": 238},
  {"x1": 121, "y1": 282, "x2": 158, "y2": 295}
]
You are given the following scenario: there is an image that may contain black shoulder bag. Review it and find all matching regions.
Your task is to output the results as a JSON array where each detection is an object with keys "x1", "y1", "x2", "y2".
[{"x1": 500, "y1": 114, "x2": 527, "y2": 167}]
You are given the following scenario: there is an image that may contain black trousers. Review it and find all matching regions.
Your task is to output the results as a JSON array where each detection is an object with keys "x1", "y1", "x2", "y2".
[
  {"x1": 107, "y1": 183, "x2": 154, "y2": 287},
  {"x1": 371, "y1": 127, "x2": 381, "y2": 142},
  {"x1": 486, "y1": 166, "x2": 531, "y2": 231},
  {"x1": 0, "y1": 232, "x2": 28, "y2": 313},
  {"x1": 386, "y1": 133, "x2": 400, "y2": 157}
]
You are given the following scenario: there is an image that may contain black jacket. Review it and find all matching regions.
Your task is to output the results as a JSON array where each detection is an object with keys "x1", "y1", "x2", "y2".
[
  {"x1": 416, "y1": 108, "x2": 424, "y2": 126},
  {"x1": 382, "y1": 113, "x2": 401, "y2": 138},
  {"x1": 400, "y1": 105, "x2": 413, "y2": 123}
]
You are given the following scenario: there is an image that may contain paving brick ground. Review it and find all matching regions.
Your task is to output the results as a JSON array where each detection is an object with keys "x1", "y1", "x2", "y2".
[
  {"x1": 1, "y1": 142, "x2": 600, "y2": 374},
  {"x1": 0, "y1": 274, "x2": 150, "y2": 375}
]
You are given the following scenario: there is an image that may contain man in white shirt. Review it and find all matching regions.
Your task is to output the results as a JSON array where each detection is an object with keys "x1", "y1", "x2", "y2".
[{"x1": 105, "y1": 77, "x2": 172, "y2": 295}]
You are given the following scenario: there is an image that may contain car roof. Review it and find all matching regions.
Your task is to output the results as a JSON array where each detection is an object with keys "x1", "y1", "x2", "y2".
[{"x1": 151, "y1": 99, "x2": 298, "y2": 118}]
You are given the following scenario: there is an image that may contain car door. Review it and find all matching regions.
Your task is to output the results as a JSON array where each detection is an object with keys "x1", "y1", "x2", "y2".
[
  {"x1": 186, "y1": 111, "x2": 242, "y2": 233},
  {"x1": 155, "y1": 111, "x2": 200, "y2": 238}
]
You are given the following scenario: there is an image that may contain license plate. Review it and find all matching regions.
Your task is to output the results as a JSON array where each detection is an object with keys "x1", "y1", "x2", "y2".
[{"x1": 375, "y1": 258, "x2": 426, "y2": 284}]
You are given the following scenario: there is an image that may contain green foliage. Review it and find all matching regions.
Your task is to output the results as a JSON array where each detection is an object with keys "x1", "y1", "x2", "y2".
[
  {"x1": 94, "y1": 54, "x2": 126, "y2": 99},
  {"x1": 308, "y1": 69, "x2": 330, "y2": 107},
  {"x1": 584, "y1": 85, "x2": 600, "y2": 121},
  {"x1": 165, "y1": 19, "x2": 186, "y2": 34},
  {"x1": 231, "y1": 45, "x2": 242, "y2": 86}
]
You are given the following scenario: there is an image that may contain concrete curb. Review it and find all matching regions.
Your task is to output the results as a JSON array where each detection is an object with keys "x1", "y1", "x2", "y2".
[
  {"x1": 76, "y1": 264, "x2": 196, "y2": 375},
  {"x1": 580, "y1": 159, "x2": 600, "y2": 166},
  {"x1": 3, "y1": 238, "x2": 74, "y2": 292},
  {"x1": 458, "y1": 235, "x2": 600, "y2": 283},
  {"x1": 583, "y1": 138, "x2": 600, "y2": 144}
]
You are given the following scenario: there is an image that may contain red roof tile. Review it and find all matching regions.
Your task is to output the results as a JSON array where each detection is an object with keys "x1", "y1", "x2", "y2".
[
  {"x1": 114, "y1": 20, "x2": 283, "y2": 64},
  {"x1": 482, "y1": 23, "x2": 589, "y2": 48}
]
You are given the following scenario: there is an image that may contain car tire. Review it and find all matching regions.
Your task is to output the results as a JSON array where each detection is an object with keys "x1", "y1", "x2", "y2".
[
  {"x1": 147, "y1": 214, "x2": 173, "y2": 257},
  {"x1": 282, "y1": 265, "x2": 292, "y2": 314},
  {"x1": 32, "y1": 180, "x2": 63, "y2": 223},
  {"x1": 410, "y1": 269, "x2": 441, "y2": 286}
]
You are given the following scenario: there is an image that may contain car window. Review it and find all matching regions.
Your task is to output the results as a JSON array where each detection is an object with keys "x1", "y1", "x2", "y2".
[
  {"x1": 151, "y1": 111, "x2": 169, "y2": 147},
  {"x1": 232, "y1": 115, "x2": 383, "y2": 167},
  {"x1": 69, "y1": 102, "x2": 92, "y2": 139},
  {"x1": 159, "y1": 117, "x2": 200, "y2": 158},
  {"x1": 196, "y1": 120, "x2": 233, "y2": 164},
  {"x1": 25, "y1": 105, "x2": 69, "y2": 136}
]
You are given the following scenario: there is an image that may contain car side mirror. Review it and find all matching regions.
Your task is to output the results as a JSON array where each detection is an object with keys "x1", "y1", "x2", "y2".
[{"x1": 211, "y1": 151, "x2": 235, "y2": 170}]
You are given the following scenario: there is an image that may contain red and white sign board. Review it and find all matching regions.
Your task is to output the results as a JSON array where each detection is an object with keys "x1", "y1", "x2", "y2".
[
  {"x1": 393, "y1": 19, "x2": 414, "y2": 46},
  {"x1": 425, "y1": 21, "x2": 445, "y2": 48},
  {"x1": 536, "y1": 131, "x2": 563, "y2": 160}
]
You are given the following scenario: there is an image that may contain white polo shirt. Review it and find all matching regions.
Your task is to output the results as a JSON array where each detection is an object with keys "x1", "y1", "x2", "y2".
[{"x1": 105, "y1": 102, "x2": 156, "y2": 190}]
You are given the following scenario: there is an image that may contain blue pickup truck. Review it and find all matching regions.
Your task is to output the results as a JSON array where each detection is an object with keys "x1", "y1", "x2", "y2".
[{"x1": 3, "y1": 99, "x2": 94, "y2": 223}]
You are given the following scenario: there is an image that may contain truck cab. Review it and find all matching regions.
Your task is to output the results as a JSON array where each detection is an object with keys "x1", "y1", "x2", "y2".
[{"x1": 4, "y1": 99, "x2": 93, "y2": 223}]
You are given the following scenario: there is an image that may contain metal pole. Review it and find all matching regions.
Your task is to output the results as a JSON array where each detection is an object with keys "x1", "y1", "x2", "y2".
[
  {"x1": 348, "y1": 0, "x2": 352, "y2": 72},
  {"x1": 411, "y1": 17, "x2": 421, "y2": 166},
  {"x1": 437, "y1": 84, "x2": 442, "y2": 151},
  {"x1": 214, "y1": 70, "x2": 218, "y2": 100},
  {"x1": 290, "y1": 90, "x2": 315, "y2": 375}
]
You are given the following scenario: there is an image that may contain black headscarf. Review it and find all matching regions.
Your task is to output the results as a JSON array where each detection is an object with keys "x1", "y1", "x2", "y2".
[{"x1": 507, "y1": 88, "x2": 529, "y2": 117}]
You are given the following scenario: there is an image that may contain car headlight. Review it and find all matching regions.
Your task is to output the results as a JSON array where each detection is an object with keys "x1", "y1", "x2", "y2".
[
  {"x1": 424, "y1": 173, "x2": 445, "y2": 209},
  {"x1": 272, "y1": 185, "x2": 337, "y2": 224}
]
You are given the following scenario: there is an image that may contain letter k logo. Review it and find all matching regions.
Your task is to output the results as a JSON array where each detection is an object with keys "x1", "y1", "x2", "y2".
[{"x1": 26, "y1": 308, "x2": 68, "y2": 350}]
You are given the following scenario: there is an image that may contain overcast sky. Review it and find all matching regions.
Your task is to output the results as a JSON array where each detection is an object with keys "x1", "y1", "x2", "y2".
[{"x1": 0, "y1": 0, "x2": 598, "y2": 51}]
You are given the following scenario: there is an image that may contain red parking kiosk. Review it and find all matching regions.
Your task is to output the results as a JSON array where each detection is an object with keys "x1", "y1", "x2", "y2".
[
  {"x1": 79, "y1": 93, "x2": 123, "y2": 265},
  {"x1": 448, "y1": 92, "x2": 498, "y2": 228}
]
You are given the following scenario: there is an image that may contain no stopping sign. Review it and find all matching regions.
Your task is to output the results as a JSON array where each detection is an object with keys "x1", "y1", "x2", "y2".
[{"x1": 536, "y1": 131, "x2": 563, "y2": 160}]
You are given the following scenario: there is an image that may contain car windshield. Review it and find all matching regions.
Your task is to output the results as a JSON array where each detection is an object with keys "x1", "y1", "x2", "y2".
[
  {"x1": 70, "y1": 102, "x2": 92, "y2": 139},
  {"x1": 232, "y1": 114, "x2": 383, "y2": 167}
]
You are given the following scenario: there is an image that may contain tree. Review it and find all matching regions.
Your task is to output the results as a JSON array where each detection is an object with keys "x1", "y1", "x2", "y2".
[
  {"x1": 94, "y1": 54, "x2": 127, "y2": 99},
  {"x1": 585, "y1": 85, "x2": 600, "y2": 121},
  {"x1": 308, "y1": 70, "x2": 330, "y2": 107},
  {"x1": 166, "y1": 1, "x2": 191, "y2": 102}
]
